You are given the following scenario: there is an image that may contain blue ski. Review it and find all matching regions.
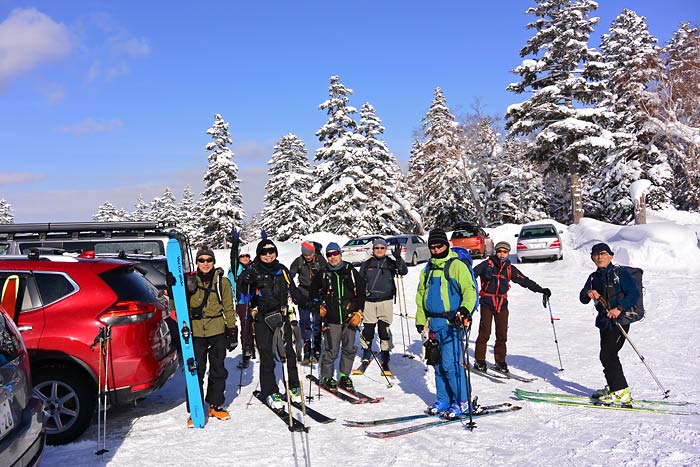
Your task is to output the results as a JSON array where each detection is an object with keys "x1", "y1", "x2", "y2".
[{"x1": 166, "y1": 237, "x2": 206, "y2": 428}]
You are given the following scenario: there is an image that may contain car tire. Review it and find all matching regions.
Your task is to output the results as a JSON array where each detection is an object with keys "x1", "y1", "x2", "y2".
[
  {"x1": 33, "y1": 366, "x2": 95, "y2": 445},
  {"x1": 410, "y1": 252, "x2": 418, "y2": 266}
]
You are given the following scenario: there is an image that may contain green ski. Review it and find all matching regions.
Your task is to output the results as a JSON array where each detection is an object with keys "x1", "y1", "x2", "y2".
[
  {"x1": 514, "y1": 388, "x2": 689, "y2": 406},
  {"x1": 515, "y1": 393, "x2": 698, "y2": 415}
]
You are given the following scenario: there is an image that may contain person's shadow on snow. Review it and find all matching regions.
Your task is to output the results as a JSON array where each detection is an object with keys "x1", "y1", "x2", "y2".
[{"x1": 507, "y1": 353, "x2": 594, "y2": 395}]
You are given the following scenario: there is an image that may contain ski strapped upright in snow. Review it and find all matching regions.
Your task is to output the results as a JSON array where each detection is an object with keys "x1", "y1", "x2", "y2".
[
  {"x1": 166, "y1": 237, "x2": 206, "y2": 429},
  {"x1": 364, "y1": 404, "x2": 522, "y2": 438},
  {"x1": 254, "y1": 390, "x2": 309, "y2": 432},
  {"x1": 344, "y1": 402, "x2": 514, "y2": 427},
  {"x1": 513, "y1": 388, "x2": 690, "y2": 406},
  {"x1": 514, "y1": 391, "x2": 698, "y2": 415}
]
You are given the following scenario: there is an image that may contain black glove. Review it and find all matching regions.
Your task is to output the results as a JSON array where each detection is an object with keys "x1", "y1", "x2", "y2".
[
  {"x1": 542, "y1": 288, "x2": 551, "y2": 308},
  {"x1": 225, "y1": 326, "x2": 238, "y2": 351},
  {"x1": 454, "y1": 306, "x2": 471, "y2": 327},
  {"x1": 239, "y1": 269, "x2": 256, "y2": 286},
  {"x1": 392, "y1": 244, "x2": 402, "y2": 260},
  {"x1": 416, "y1": 324, "x2": 424, "y2": 334},
  {"x1": 231, "y1": 228, "x2": 240, "y2": 244},
  {"x1": 165, "y1": 271, "x2": 176, "y2": 287}
]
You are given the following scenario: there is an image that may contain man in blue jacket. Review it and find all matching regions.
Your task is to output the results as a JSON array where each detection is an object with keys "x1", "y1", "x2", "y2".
[{"x1": 580, "y1": 242, "x2": 640, "y2": 404}]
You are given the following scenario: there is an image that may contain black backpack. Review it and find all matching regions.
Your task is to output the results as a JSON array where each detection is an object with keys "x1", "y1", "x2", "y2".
[{"x1": 614, "y1": 265, "x2": 645, "y2": 324}]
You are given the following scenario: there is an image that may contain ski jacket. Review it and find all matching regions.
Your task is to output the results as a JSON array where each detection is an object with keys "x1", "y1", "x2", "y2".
[
  {"x1": 359, "y1": 255, "x2": 408, "y2": 302},
  {"x1": 289, "y1": 253, "x2": 328, "y2": 297},
  {"x1": 228, "y1": 264, "x2": 253, "y2": 305},
  {"x1": 579, "y1": 263, "x2": 640, "y2": 331},
  {"x1": 308, "y1": 261, "x2": 366, "y2": 325},
  {"x1": 185, "y1": 267, "x2": 236, "y2": 338},
  {"x1": 415, "y1": 250, "x2": 476, "y2": 330},
  {"x1": 473, "y1": 255, "x2": 545, "y2": 313},
  {"x1": 240, "y1": 259, "x2": 306, "y2": 316}
]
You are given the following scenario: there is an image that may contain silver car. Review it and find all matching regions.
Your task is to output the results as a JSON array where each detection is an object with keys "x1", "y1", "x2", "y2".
[
  {"x1": 386, "y1": 235, "x2": 431, "y2": 266},
  {"x1": 515, "y1": 224, "x2": 564, "y2": 262},
  {"x1": 341, "y1": 236, "x2": 385, "y2": 265}
]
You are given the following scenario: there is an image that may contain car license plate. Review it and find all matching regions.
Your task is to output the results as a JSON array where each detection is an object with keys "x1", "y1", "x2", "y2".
[
  {"x1": 532, "y1": 243, "x2": 546, "y2": 249},
  {"x1": 0, "y1": 398, "x2": 14, "y2": 440}
]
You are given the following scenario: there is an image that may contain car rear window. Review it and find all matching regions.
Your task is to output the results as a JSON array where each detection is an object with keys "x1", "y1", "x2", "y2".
[
  {"x1": 100, "y1": 267, "x2": 159, "y2": 303},
  {"x1": 344, "y1": 238, "x2": 373, "y2": 247},
  {"x1": 386, "y1": 238, "x2": 407, "y2": 245},
  {"x1": 451, "y1": 229, "x2": 477, "y2": 238},
  {"x1": 520, "y1": 227, "x2": 557, "y2": 239},
  {"x1": 34, "y1": 272, "x2": 78, "y2": 305},
  {"x1": 94, "y1": 241, "x2": 164, "y2": 255}
]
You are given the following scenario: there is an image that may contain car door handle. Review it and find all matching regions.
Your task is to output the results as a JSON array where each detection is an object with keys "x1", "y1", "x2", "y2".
[{"x1": 18, "y1": 325, "x2": 33, "y2": 332}]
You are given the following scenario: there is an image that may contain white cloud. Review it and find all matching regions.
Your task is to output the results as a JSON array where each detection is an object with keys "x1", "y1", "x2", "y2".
[
  {"x1": 0, "y1": 172, "x2": 47, "y2": 184},
  {"x1": 112, "y1": 36, "x2": 150, "y2": 57},
  {"x1": 57, "y1": 118, "x2": 124, "y2": 135},
  {"x1": 0, "y1": 8, "x2": 72, "y2": 86}
]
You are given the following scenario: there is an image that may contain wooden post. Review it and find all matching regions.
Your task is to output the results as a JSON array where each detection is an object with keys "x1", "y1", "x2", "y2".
[
  {"x1": 633, "y1": 195, "x2": 647, "y2": 225},
  {"x1": 571, "y1": 174, "x2": 583, "y2": 224}
]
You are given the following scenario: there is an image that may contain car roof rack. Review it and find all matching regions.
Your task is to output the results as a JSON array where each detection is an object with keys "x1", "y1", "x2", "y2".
[{"x1": 0, "y1": 221, "x2": 179, "y2": 241}]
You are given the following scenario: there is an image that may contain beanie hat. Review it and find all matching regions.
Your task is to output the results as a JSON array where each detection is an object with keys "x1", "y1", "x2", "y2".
[
  {"x1": 427, "y1": 229, "x2": 450, "y2": 247},
  {"x1": 494, "y1": 241, "x2": 511, "y2": 252},
  {"x1": 591, "y1": 242, "x2": 613, "y2": 256},
  {"x1": 196, "y1": 246, "x2": 216, "y2": 262},
  {"x1": 301, "y1": 241, "x2": 315, "y2": 255},
  {"x1": 326, "y1": 242, "x2": 341, "y2": 255},
  {"x1": 256, "y1": 239, "x2": 277, "y2": 257},
  {"x1": 373, "y1": 238, "x2": 388, "y2": 248}
]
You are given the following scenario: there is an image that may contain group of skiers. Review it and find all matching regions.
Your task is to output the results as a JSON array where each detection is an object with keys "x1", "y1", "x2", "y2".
[{"x1": 178, "y1": 227, "x2": 641, "y2": 426}]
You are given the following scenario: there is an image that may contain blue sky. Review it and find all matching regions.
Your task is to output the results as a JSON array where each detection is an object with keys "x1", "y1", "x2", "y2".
[{"x1": 0, "y1": 1, "x2": 696, "y2": 223}]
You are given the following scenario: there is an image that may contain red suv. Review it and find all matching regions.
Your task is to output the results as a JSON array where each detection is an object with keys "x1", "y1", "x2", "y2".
[
  {"x1": 449, "y1": 222, "x2": 494, "y2": 259},
  {"x1": 0, "y1": 252, "x2": 177, "y2": 445}
]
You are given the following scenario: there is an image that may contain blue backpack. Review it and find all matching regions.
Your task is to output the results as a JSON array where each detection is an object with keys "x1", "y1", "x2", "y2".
[{"x1": 423, "y1": 247, "x2": 480, "y2": 314}]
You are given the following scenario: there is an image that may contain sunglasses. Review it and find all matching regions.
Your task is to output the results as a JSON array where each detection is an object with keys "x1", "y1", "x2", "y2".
[
  {"x1": 197, "y1": 258, "x2": 214, "y2": 263},
  {"x1": 496, "y1": 249, "x2": 509, "y2": 254},
  {"x1": 373, "y1": 246, "x2": 386, "y2": 250},
  {"x1": 238, "y1": 254, "x2": 250, "y2": 259},
  {"x1": 326, "y1": 251, "x2": 341, "y2": 258},
  {"x1": 260, "y1": 247, "x2": 276, "y2": 255},
  {"x1": 429, "y1": 244, "x2": 444, "y2": 251}
]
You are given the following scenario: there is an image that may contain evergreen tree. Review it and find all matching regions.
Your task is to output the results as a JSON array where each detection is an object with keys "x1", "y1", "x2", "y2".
[
  {"x1": 312, "y1": 75, "x2": 367, "y2": 236},
  {"x1": 505, "y1": 0, "x2": 611, "y2": 222},
  {"x1": 132, "y1": 194, "x2": 152, "y2": 221},
  {"x1": 415, "y1": 87, "x2": 473, "y2": 230},
  {"x1": 179, "y1": 185, "x2": 199, "y2": 242},
  {"x1": 150, "y1": 188, "x2": 179, "y2": 225},
  {"x1": 405, "y1": 137, "x2": 427, "y2": 233},
  {"x1": 199, "y1": 114, "x2": 245, "y2": 248},
  {"x1": 590, "y1": 9, "x2": 671, "y2": 223},
  {"x1": 0, "y1": 198, "x2": 14, "y2": 224},
  {"x1": 259, "y1": 134, "x2": 316, "y2": 241},
  {"x1": 93, "y1": 202, "x2": 129, "y2": 222}
]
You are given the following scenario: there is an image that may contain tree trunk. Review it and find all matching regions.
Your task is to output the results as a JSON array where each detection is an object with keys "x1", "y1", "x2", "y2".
[
  {"x1": 633, "y1": 195, "x2": 647, "y2": 225},
  {"x1": 571, "y1": 174, "x2": 584, "y2": 224}
]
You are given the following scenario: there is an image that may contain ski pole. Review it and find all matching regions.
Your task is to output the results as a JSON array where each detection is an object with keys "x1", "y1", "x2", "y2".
[
  {"x1": 615, "y1": 322, "x2": 670, "y2": 398},
  {"x1": 399, "y1": 275, "x2": 414, "y2": 358},
  {"x1": 460, "y1": 322, "x2": 476, "y2": 431},
  {"x1": 238, "y1": 285, "x2": 252, "y2": 394},
  {"x1": 394, "y1": 276, "x2": 408, "y2": 357},
  {"x1": 545, "y1": 298, "x2": 564, "y2": 371},
  {"x1": 279, "y1": 325, "x2": 294, "y2": 432},
  {"x1": 94, "y1": 327, "x2": 104, "y2": 456},
  {"x1": 359, "y1": 330, "x2": 393, "y2": 388}
]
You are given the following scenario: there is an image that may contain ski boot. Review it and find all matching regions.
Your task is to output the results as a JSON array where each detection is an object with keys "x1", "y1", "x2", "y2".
[
  {"x1": 598, "y1": 387, "x2": 632, "y2": 405},
  {"x1": 361, "y1": 348, "x2": 372, "y2": 365},
  {"x1": 473, "y1": 360, "x2": 487, "y2": 372},
  {"x1": 321, "y1": 377, "x2": 338, "y2": 392},
  {"x1": 302, "y1": 340, "x2": 311, "y2": 366},
  {"x1": 591, "y1": 385, "x2": 610, "y2": 400},
  {"x1": 494, "y1": 361, "x2": 509, "y2": 374},
  {"x1": 427, "y1": 400, "x2": 451, "y2": 415},
  {"x1": 380, "y1": 350, "x2": 392, "y2": 377},
  {"x1": 289, "y1": 387, "x2": 302, "y2": 404},
  {"x1": 312, "y1": 340, "x2": 321, "y2": 364},
  {"x1": 266, "y1": 393, "x2": 284, "y2": 411},
  {"x1": 444, "y1": 401, "x2": 473, "y2": 420},
  {"x1": 209, "y1": 405, "x2": 231, "y2": 420},
  {"x1": 339, "y1": 375, "x2": 354, "y2": 392}
]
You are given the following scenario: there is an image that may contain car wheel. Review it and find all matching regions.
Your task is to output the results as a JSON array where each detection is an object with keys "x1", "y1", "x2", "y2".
[
  {"x1": 33, "y1": 366, "x2": 95, "y2": 445},
  {"x1": 411, "y1": 252, "x2": 418, "y2": 266}
]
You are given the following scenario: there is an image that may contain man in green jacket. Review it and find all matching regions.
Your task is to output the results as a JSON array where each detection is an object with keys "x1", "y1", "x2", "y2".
[
  {"x1": 185, "y1": 247, "x2": 237, "y2": 424},
  {"x1": 415, "y1": 229, "x2": 477, "y2": 420}
]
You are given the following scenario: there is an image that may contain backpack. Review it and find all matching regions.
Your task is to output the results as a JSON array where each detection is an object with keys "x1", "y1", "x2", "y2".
[
  {"x1": 423, "y1": 247, "x2": 480, "y2": 314},
  {"x1": 613, "y1": 265, "x2": 645, "y2": 323}
]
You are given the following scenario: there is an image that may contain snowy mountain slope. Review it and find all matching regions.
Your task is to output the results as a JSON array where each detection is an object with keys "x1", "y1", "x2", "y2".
[{"x1": 41, "y1": 214, "x2": 700, "y2": 467}]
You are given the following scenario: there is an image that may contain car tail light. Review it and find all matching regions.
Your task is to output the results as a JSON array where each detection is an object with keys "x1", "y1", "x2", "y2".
[
  {"x1": 99, "y1": 300, "x2": 156, "y2": 326},
  {"x1": 550, "y1": 240, "x2": 561, "y2": 248},
  {"x1": 517, "y1": 242, "x2": 528, "y2": 250},
  {"x1": 130, "y1": 382, "x2": 152, "y2": 392},
  {"x1": 475, "y1": 237, "x2": 483, "y2": 245},
  {"x1": 79, "y1": 250, "x2": 96, "y2": 259},
  {"x1": 402, "y1": 247, "x2": 407, "y2": 252}
]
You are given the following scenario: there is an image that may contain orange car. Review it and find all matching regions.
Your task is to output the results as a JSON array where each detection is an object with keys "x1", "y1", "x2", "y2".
[{"x1": 449, "y1": 222, "x2": 494, "y2": 259}]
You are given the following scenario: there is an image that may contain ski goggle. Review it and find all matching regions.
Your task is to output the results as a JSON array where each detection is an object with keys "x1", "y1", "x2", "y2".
[
  {"x1": 326, "y1": 251, "x2": 341, "y2": 258},
  {"x1": 260, "y1": 247, "x2": 277, "y2": 255}
]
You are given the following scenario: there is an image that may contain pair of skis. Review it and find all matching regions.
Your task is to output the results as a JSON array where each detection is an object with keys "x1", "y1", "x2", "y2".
[
  {"x1": 472, "y1": 364, "x2": 536, "y2": 383},
  {"x1": 514, "y1": 388, "x2": 697, "y2": 415},
  {"x1": 306, "y1": 374, "x2": 384, "y2": 404}
]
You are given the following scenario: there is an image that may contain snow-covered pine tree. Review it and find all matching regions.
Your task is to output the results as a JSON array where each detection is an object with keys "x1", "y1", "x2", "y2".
[
  {"x1": 405, "y1": 137, "x2": 427, "y2": 233},
  {"x1": 505, "y1": 0, "x2": 611, "y2": 223},
  {"x1": 590, "y1": 9, "x2": 672, "y2": 223},
  {"x1": 414, "y1": 87, "x2": 474, "y2": 230},
  {"x1": 150, "y1": 188, "x2": 179, "y2": 226},
  {"x1": 93, "y1": 202, "x2": 129, "y2": 222},
  {"x1": 312, "y1": 75, "x2": 368, "y2": 236},
  {"x1": 259, "y1": 134, "x2": 316, "y2": 241},
  {"x1": 658, "y1": 23, "x2": 700, "y2": 211},
  {"x1": 132, "y1": 194, "x2": 152, "y2": 221},
  {"x1": 0, "y1": 198, "x2": 14, "y2": 224},
  {"x1": 179, "y1": 185, "x2": 199, "y2": 242},
  {"x1": 198, "y1": 114, "x2": 245, "y2": 248}
]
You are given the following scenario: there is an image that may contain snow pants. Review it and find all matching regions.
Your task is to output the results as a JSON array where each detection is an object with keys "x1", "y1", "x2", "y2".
[
  {"x1": 298, "y1": 303, "x2": 321, "y2": 347},
  {"x1": 254, "y1": 313, "x2": 300, "y2": 398},
  {"x1": 475, "y1": 305, "x2": 509, "y2": 363},
  {"x1": 235, "y1": 303, "x2": 255, "y2": 355},
  {"x1": 433, "y1": 323, "x2": 471, "y2": 405},
  {"x1": 191, "y1": 333, "x2": 227, "y2": 408},
  {"x1": 600, "y1": 323, "x2": 629, "y2": 392},
  {"x1": 321, "y1": 323, "x2": 357, "y2": 379},
  {"x1": 361, "y1": 299, "x2": 394, "y2": 352}
]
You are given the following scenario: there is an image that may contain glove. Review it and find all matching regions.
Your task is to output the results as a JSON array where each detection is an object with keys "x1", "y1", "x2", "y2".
[
  {"x1": 261, "y1": 230, "x2": 268, "y2": 240},
  {"x1": 392, "y1": 244, "x2": 402, "y2": 260},
  {"x1": 225, "y1": 326, "x2": 238, "y2": 352},
  {"x1": 319, "y1": 304, "x2": 328, "y2": 318},
  {"x1": 347, "y1": 310, "x2": 363, "y2": 328},
  {"x1": 542, "y1": 288, "x2": 551, "y2": 308},
  {"x1": 416, "y1": 324, "x2": 424, "y2": 334},
  {"x1": 231, "y1": 228, "x2": 240, "y2": 244},
  {"x1": 165, "y1": 271, "x2": 176, "y2": 287},
  {"x1": 454, "y1": 306, "x2": 471, "y2": 328},
  {"x1": 185, "y1": 274, "x2": 198, "y2": 294}
]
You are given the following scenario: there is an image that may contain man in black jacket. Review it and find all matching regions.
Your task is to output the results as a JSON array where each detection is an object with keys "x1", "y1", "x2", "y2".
[
  {"x1": 289, "y1": 241, "x2": 327, "y2": 365},
  {"x1": 472, "y1": 241, "x2": 550, "y2": 373},
  {"x1": 358, "y1": 238, "x2": 408, "y2": 374}
]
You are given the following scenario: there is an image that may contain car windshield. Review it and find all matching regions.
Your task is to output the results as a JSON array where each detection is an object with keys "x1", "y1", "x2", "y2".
[
  {"x1": 452, "y1": 229, "x2": 477, "y2": 238},
  {"x1": 386, "y1": 238, "x2": 407, "y2": 245},
  {"x1": 520, "y1": 226, "x2": 557, "y2": 239},
  {"x1": 344, "y1": 238, "x2": 373, "y2": 247}
]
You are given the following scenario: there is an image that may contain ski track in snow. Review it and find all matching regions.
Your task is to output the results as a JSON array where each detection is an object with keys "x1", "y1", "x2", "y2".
[{"x1": 41, "y1": 224, "x2": 700, "y2": 467}]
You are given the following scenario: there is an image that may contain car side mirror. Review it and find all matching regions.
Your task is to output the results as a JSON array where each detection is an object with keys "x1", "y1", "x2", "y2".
[
  {"x1": 514, "y1": 234, "x2": 519, "y2": 238},
  {"x1": 559, "y1": 230, "x2": 563, "y2": 234}
]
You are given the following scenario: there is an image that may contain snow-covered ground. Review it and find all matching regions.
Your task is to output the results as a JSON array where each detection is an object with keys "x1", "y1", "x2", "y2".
[{"x1": 42, "y1": 210, "x2": 700, "y2": 466}]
